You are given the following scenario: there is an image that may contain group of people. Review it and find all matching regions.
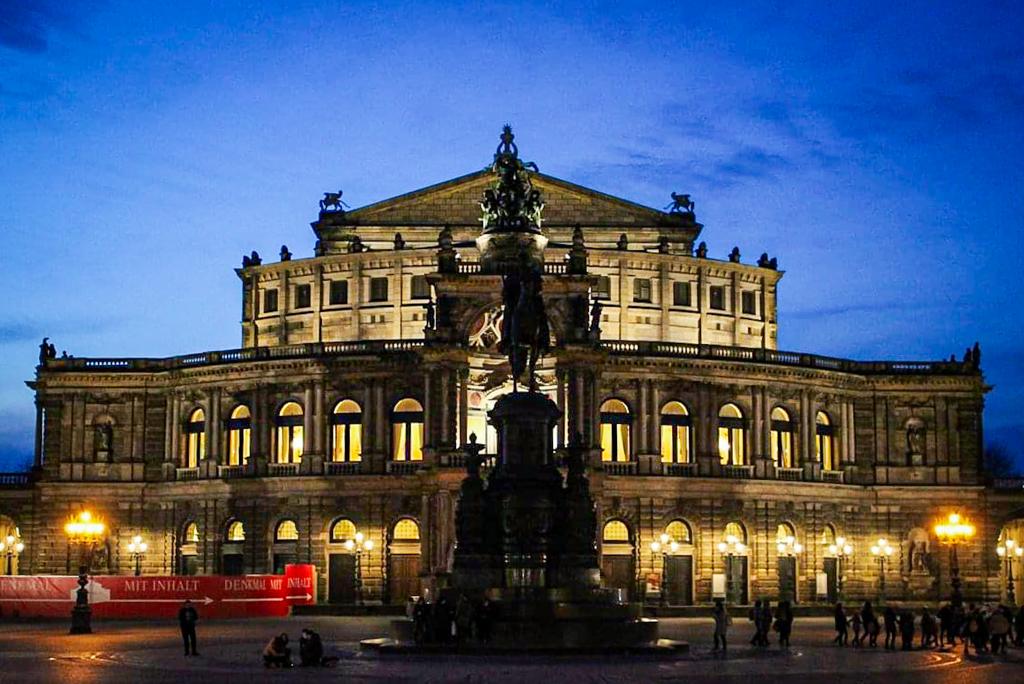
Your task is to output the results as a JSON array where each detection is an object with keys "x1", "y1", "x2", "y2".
[
  {"x1": 262, "y1": 628, "x2": 339, "y2": 668},
  {"x1": 411, "y1": 594, "x2": 496, "y2": 645},
  {"x1": 711, "y1": 598, "x2": 795, "y2": 652},
  {"x1": 833, "y1": 600, "x2": 1024, "y2": 655}
]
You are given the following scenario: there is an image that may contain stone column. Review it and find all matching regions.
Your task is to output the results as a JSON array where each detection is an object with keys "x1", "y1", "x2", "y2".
[
  {"x1": 440, "y1": 368, "x2": 451, "y2": 447},
  {"x1": 556, "y1": 368, "x2": 567, "y2": 447},
  {"x1": 457, "y1": 367, "x2": 469, "y2": 447},
  {"x1": 314, "y1": 380, "x2": 326, "y2": 457},
  {"x1": 301, "y1": 384, "x2": 319, "y2": 474},
  {"x1": 423, "y1": 369, "x2": 433, "y2": 448},
  {"x1": 33, "y1": 399, "x2": 43, "y2": 469},
  {"x1": 697, "y1": 383, "x2": 716, "y2": 476}
]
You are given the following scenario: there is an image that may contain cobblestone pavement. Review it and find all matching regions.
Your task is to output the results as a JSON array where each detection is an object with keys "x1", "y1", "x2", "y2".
[{"x1": 0, "y1": 617, "x2": 1020, "y2": 683}]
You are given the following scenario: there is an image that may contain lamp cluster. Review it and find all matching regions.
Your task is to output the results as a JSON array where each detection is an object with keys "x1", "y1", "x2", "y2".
[
  {"x1": 934, "y1": 513, "x2": 976, "y2": 542},
  {"x1": 870, "y1": 538, "x2": 894, "y2": 558},
  {"x1": 997, "y1": 538, "x2": 1023, "y2": 559},
  {"x1": 64, "y1": 511, "x2": 105, "y2": 539},
  {"x1": 828, "y1": 537, "x2": 853, "y2": 557},
  {"x1": 717, "y1": 534, "x2": 747, "y2": 555},
  {"x1": 343, "y1": 531, "x2": 373, "y2": 552},
  {"x1": 651, "y1": 533, "x2": 679, "y2": 554},
  {"x1": 127, "y1": 535, "x2": 148, "y2": 555},
  {"x1": 776, "y1": 535, "x2": 803, "y2": 556},
  {"x1": 0, "y1": 535, "x2": 24, "y2": 555}
]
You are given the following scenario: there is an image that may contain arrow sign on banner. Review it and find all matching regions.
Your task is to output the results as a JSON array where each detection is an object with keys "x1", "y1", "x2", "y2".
[{"x1": 109, "y1": 597, "x2": 215, "y2": 605}]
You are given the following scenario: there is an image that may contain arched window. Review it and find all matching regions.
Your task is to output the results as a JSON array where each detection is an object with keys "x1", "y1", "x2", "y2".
[
  {"x1": 603, "y1": 520, "x2": 631, "y2": 543},
  {"x1": 776, "y1": 522, "x2": 796, "y2": 545},
  {"x1": 226, "y1": 405, "x2": 251, "y2": 467},
  {"x1": 331, "y1": 400, "x2": 363, "y2": 463},
  {"x1": 665, "y1": 519, "x2": 693, "y2": 544},
  {"x1": 393, "y1": 518, "x2": 420, "y2": 541},
  {"x1": 329, "y1": 518, "x2": 357, "y2": 544},
  {"x1": 600, "y1": 399, "x2": 632, "y2": 463},
  {"x1": 717, "y1": 404, "x2": 746, "y2": 465},
  {"x1": 821, "y1": 524, "x2": 837, "y2": 552},
  {"x1": 184, "y1": 522, "x2": 200, "y2": 544},
  {"x1": 660, "y1": 401, "x2": 692, "y2": 464},
  {"x1": 274, "y1": 519, "x2": 298, "y2": 542},
  {"x1": 724, "y1": 521, "x2": 747, "y2": 545},
  {"x1": 391, "y1": 398, "x2": 424, "y2": 462},
  {"x1": 184, "y1": 408, "x2": 206, "y2": 468},
  {"x1": 816, "y1": 411, "x2": 836, "y2": 470},
  {"x1": 770, "y1": 407, "x2": 795, "y2": 468},
  {"x1": 275, "y1": 402, "x2": 304, "y2": 464},
  {"x1": 226, "y1": 520, "x2": 245, "y2": 542}
]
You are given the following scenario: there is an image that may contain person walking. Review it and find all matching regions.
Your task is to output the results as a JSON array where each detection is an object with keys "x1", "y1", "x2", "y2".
[
  {"x1": 759, "y1": 601, "x2": 773, "y2": 647},
  {"x1": 851, "y1": 610, "x2": 863, "y2": 647},
  {"x1": 833, "y1": 602, "x2": 848, "y2": 646},
  {"x1": 177, "y1": 599, "x2": 199, "y2": 657},
  {"x1": 989, "y1": 607, "x2": 1010, "y2": 654},
  {"x1": 883, "y1": 605, "x2": 898, "y2": 650},
  {"x1": 749, "y1": 600, "x2": 763, "y2": 646},
  {"x1": 862, "y1": 601, "x2": 879, "y2": 647},
  {"x1": 921, "y1": 607, "x2": 938, "y2": 648},
  {"x1": 712, "y1": 599, "x2": 732, "y2": 653},
  {"x1": 898, "y1": 610, "x2": 915, "y2": 651},
  {"x1": 776, "y1": 600, "x2": 793, "y2": 648},
  {"x1": 937, "y1": 603, "x2": 952, "y2": 648}
]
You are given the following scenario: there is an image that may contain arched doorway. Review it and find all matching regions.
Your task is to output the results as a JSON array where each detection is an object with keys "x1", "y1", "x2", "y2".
[
  {"x1": 0, "y1": 516, "x2": 23, "y2": 575},
  {"x1": 272, "y1": 519, "x2": 299, "y2": 574},
  {"x1": 326, "y1": 518, "x2": 359, "y2": 604},
  {"x1": 662, "y1": 519, "x2": 694, "y2": 605},
  {"x1": 997, "y1": 519, "x2": 1024, "y2": 605},
  {"x1": 222, "y1": 520, "x2": 245, "y2": 575},
  {"x1": 601, "y1": 519, "x2": 635, "y2": 600},
  {"x1": 821, "y1": 525, "x2": 839, "y2": 603},
  {"x1": 776, "y1": 522, "x2": 803, "y2": 602},
  {"x1": 387, "y1": 518, "x2": 422, "y2": 604},
  {"x1": 180, "y1": 522, "x2": 200, "y2": 576},
  {"x1": 718, "y1": 521, "x2": 749, "y2": 605}
]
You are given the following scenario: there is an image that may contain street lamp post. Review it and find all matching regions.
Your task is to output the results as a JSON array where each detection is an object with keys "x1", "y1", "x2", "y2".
[
  {"x1": 650, "y1": 533, "x2": 679, "y2": 607},
  {"x1": 828, "y1": 537, "x2": 854, "y2": 601},
  {"x1": 0, "y1": 534, "x2": 25, "y2": 575},
  {"x1": 996, "y1": 538, "x2": 1023, "y2": 606},
  {"x1": 127, "y1": 535, "x2": 148, "y2": 577},
  {"x1": 344, "y1": 531, "x2": 374, "y2": 605},
  {"x1": 717, "y1": 534, "x2": 747, "y2": 604},
  {"x1": 63, "y1": 511, "x2": 105, "y2": 634},
  {"x1": 934, "y1": 512, "x2": 975, "y2": 608},
  {"x1": 869, "y1": 538, "x2": 894, "y2": 601}
]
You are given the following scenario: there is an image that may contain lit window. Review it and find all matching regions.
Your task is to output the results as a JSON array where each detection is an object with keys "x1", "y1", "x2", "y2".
[
  {"x1": 331, "y1": 400, "x2": 362, "y2": 463},
  {"x1": 329, "y1": 280, "x2": 349, "y2": 306},
  {"x1": 633, "y1": 278, "x2": 652, "y2": 303},
  {"x1": 369, "y1": 277, "x2": 389, "y2": 302},
  {"x1": 226, "y1": 405, "x2": 251, "y2": 467},
  {"x1": 184, "y1": 408, "x2": 206, "y2": 468},
  {"x1": 393, "y1": 518, "x2": 420, "y2": 541},
  {"x1": 330, "y1": 518, "x2": 357, "y2": 543},
  {"x1": 776, "y1": 523, "x2": 796, "y2": 545},
  {"x1": 665, "y1": 520, "x2": 692, "y2": 544},
  {"x1": 724, "y1": 521, "x2": 746, "y2": 545},
  {"x1": 770, "y1": 407, "x2": 794, "y2": 468},
  {"x1": 603, "y1": 520, "x2": 630, "y2": 543},
  {"x1": 673, "y1": 281, "x2": 691, "y2": 307},
  {"x1": 184, "y1": 522, "x2": 200, "y2": 544},
  {"x1": 295, "y1": 284, "x2": 311, "y2": 309},
  {"x1": 226, "y1": 520, "x2": 245, "y2": 542},
  {"x1": 263, "y1": 288, "x2": 278, "y2": 313},
  {"x1": 600, "y1": 399, "x2": 632, "y2": 463},
  {"x1": 821, "y1": 524, "x2": 837, "y2": 551},
  {"x1": 275, "y1": 402, "x2": 304, "y2": 464},
  {"x1": 410, "y1": 275, "x2": 430, "y2": 300},
  {"x1": 275, "y1": 519, "x2": 299, "y2": 542},
  {"x1": 709, "y1": 285, "x2": 726, "y2": 311},
  {"x1": 391, "y1": 398, "x2": 424, "y2": 462},
  {"x1": 593, "y1": 276, "x2": 611, "y2": 300},
  {"x1": 816, "y1": 411, "x2": 836, "y2": 470},
  {"x1": 717, "y1": 403, "x2": 746, "y2": 465},
  {"x1": 741, "y1": 291, "x2": 756, "y2": 315},
  {"x1": 660, "y1": 401, "x2": 692, "y2": 464}
]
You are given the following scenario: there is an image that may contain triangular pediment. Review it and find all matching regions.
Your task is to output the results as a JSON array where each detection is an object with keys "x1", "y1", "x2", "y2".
[{"x1": 346, "y1": 170, "x2": 670, "y2": 226}]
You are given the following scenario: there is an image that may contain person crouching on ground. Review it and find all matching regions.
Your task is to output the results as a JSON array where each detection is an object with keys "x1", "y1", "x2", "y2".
[
  {"x1": 299, "y1": 628, "x2": 339, "y2": 667},
  {"x1": 263, "y1": 633, "x2": 292, "y2": 668}
]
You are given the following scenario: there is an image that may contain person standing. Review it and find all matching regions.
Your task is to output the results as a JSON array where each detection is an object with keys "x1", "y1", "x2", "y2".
[
  {"x1": 759, "y1": 601, "x2": 773, "y2": 647},
  {"x1": 921, "y1": 607, "x2": 938, "y2": 648},
  {"x1": 833, "y1": 603, "x2": 848, "y2": 646},
  {"x1": 898, "y1": 610, "x2": 915, "y2": 651},
  {"x1": 883, "y1": 605, "x2": 898, "y2": 650},
  {"x1": 749, "y1": 600, "x2": 763, "y2": 646},
  {"x1": 776, "y1": 600, "x2": 793, "y2": 648},
  {"x1": 712, "y1": 599, "x2": 731, "y2": 653},
  {"x1": 862, "y1": 601, "x2": 879, "y2": 647},
  {"x1": 177, "y1": 599, "x2": 199, "y2": 657},
  {"x1": 851, "y1": 610, "x2": 863, "y2": 647},
  {"x1": 937, "y1": 603, "x2": 952, "y2": 648}
]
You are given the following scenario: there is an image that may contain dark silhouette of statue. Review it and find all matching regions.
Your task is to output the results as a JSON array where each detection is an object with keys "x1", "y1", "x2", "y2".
[
  {"x1": 39, "y1": 338, "x2": 57, "y2": 364},
  {"x1": 279, "y1": 245, "x2": 292, "y2": 261},
  {"x1": 695, "y1": 241, "x2": 708, "y2": 258},
  {"x1": 665, "y1": 192, "x2": 695, "y2": 215},
  {"x1": 498, "y1": 258, "x2": 550, "y2": 392},
  {"x1": 320, "y1": 190, "x2": 348, "y2": 213},
  {"x1": 729, "y1": 246, "x2": 741, "y2": 263}
]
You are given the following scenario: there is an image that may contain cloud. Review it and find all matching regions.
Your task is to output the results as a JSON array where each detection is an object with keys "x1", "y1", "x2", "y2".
[{"x1": 0, "y1": 323, "x2": 39, "y2": 344}]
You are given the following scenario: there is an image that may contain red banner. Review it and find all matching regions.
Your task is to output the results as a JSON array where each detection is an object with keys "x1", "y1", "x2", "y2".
[{"x1": 0, "y1": 564, "x2": 316, "y2": 619}]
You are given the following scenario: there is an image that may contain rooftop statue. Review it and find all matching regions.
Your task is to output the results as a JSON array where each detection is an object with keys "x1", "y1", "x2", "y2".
[
  {"x1": 319, "y1": 190, "x2": 348, "y2": 213},
  {"x1": 665, "y1": 192, "x2": 695, "y2": 215},
  {"x1": 479, "y1": 125, "x2": 544, "y2": 235}
]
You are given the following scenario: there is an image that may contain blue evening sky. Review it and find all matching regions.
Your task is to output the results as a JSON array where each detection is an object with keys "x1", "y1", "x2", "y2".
[{"x1": 1, "y1": 1, "x2": 1022, "y2": 470}]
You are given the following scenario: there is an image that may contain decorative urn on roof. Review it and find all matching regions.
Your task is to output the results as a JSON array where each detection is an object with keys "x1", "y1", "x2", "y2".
[{"x1": 476, "y1": 125, "x2": 548, "y2": 273}]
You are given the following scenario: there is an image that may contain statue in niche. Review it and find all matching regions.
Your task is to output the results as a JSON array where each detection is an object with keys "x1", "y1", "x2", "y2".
[
  {"x1": 589, "y1": 299, "x2": 603, "y2": 335},
  {"x1": 94, "y1": 423, "x2": 113, "y2": 456},
  {"x1": 907, "y1": 528, "x2": 932, "y2": 576},
  {"x1": 905, "y1": 418, "x2": 925, "y2": 464}
]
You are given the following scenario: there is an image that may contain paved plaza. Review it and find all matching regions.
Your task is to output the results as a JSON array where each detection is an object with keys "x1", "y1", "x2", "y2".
[{"x1": 0, "y1": 616, "x2": 1020, "y2": 683}]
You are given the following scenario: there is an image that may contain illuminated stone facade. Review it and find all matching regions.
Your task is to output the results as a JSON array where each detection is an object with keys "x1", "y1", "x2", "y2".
[{"x1": 2, "y1": 137, "x2": 1022, "y2": 607}]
